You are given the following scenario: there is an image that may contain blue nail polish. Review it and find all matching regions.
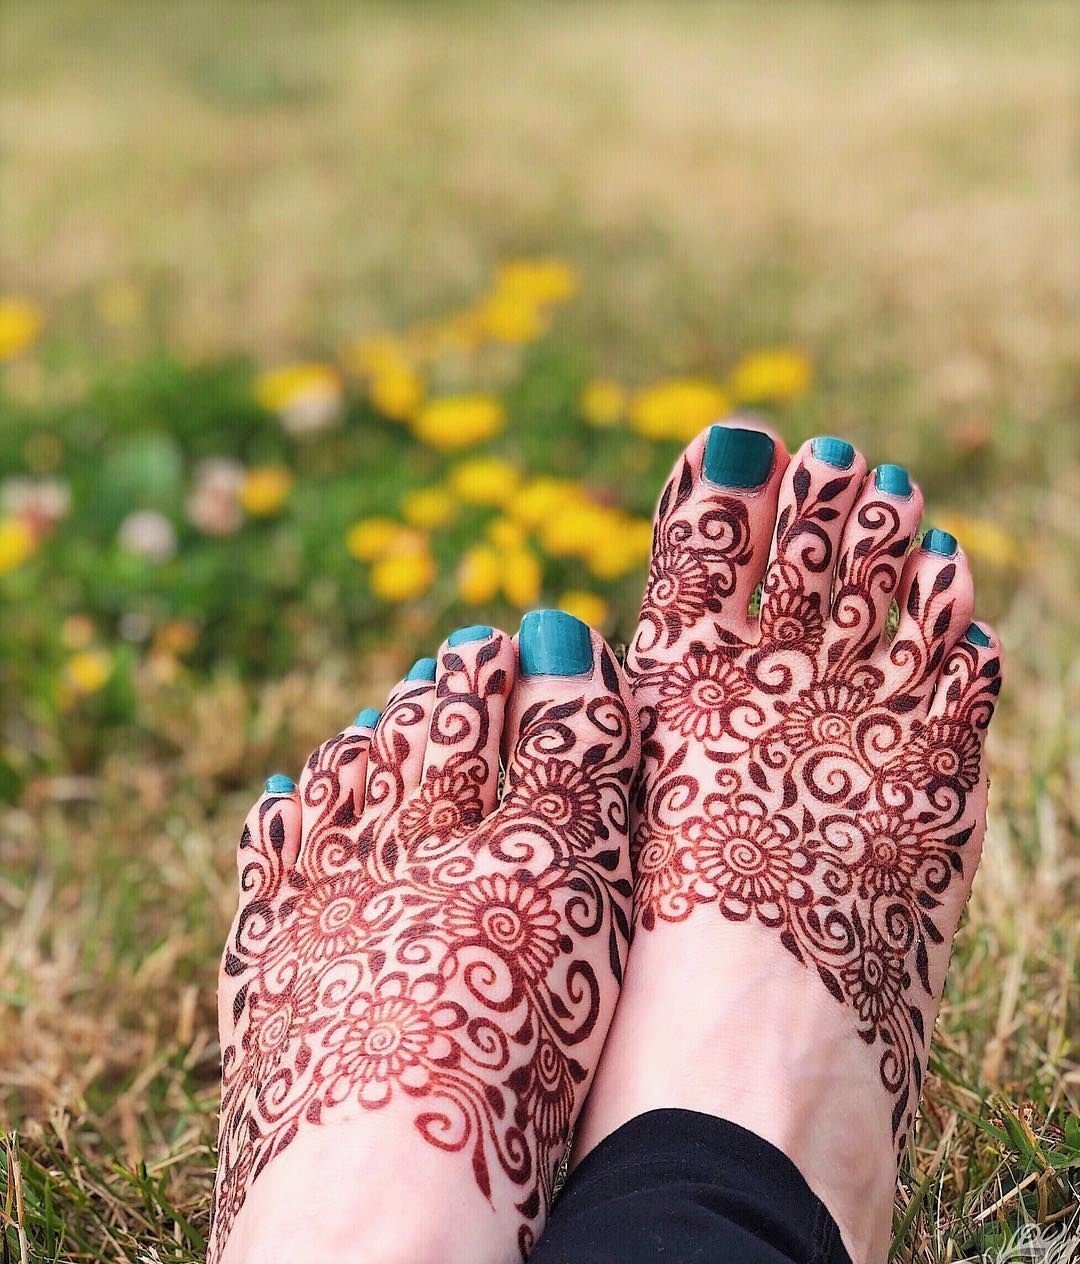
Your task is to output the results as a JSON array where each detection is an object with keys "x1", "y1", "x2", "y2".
[
  {"x1": 448, "y1": 625, "x2": 493, "y2": 647},
  {"x1": 519, "y1": 609, "x2": 593, "y2": 678},
  {"x1": 964, "y1": 623, "x2": 991, "y2": 647},
  {"x1": 922, "y1": 528, "x2": 958, "y2": 557},
  {"x1": 875, "y1": 464, "x2": 912, "y2": 497},
  {"x1": 353, "y1": 707, "x2": 382, "y2": 728},
  {"x1": 264, "y1": 773, "x2": 296, "y2": 795},
  {"x1": 405, "y1": 657, "x2": 438, "y2": 682},
  {"x1": 703, "y1": 426, "x2": 775, "y2": 489},
  {"x1": 811, "y1": 436, "x2": 855, "y2": 469}
]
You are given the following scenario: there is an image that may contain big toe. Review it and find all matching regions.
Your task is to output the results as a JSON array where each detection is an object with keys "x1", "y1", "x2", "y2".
[{"x1": 631, "y1": 420, "x2": 790, "y2": 668}]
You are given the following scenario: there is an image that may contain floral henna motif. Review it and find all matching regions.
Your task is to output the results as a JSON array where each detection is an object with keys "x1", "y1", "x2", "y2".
[
  {"x1": 212, "y1": 642, "x2": 635, "y2": 1262},
  {"x1": 629, "y1": 453, "x2": 1002, "y2": 1149}
]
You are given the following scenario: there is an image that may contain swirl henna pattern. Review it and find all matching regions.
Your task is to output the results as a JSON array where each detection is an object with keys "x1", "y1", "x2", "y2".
[
  {"x1": 211, "y1": 637, "x2": 635, "y2": 1262},
  {"x1": 629, "y1": 450, "x2": 1002, "y2": 1150}
]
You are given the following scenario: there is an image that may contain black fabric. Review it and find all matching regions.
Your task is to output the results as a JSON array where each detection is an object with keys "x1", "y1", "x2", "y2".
[{"x1": 530, "y1": 1109, "x2": 853, "y2": 1264}]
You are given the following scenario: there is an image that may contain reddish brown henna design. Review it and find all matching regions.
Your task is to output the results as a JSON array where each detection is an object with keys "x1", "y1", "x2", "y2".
[
  {"x1": 211, "y1": 639, "x2": 635, "y2": 1262},
  {"x1": 629, "y1": 451, "x2": 1002, "y2": 1151}
]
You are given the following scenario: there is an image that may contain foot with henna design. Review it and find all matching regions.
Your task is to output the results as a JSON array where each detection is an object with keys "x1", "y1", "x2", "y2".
[
  {"x1": 575, "y1": 424, "x2": 1003, "y2": 1263},
  {"x1": 211, "y1": 615, "x2": 637, "y2": 1263}
]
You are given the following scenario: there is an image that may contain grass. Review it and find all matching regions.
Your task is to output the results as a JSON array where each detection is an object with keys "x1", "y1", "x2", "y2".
[{"x1": 1, "y1": 2, "x2": 1078, "y2": 1260}]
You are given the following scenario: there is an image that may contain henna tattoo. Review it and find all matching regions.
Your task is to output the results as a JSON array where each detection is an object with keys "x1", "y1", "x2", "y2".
[
  {"x1": 211, "y1": 641, "x2": 634, "y2": 1262},
  {"x1": 629, "y1": 453, "x2": 1001, "y2": 1150}
]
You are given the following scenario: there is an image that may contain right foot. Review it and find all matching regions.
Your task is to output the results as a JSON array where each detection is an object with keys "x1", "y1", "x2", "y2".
[
  {"x1": 211, "y1": 615, "x2": 637, "y2": 1263},
  {"x1": 575, "y1": 425, "x2": 1003, "y2": 1263}
]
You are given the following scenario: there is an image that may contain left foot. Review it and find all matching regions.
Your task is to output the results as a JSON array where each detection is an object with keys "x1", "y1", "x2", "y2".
[
  {"x1": 211, "y1": 616, "x2": 637, "y2": 1263},
  {"x1": 575, "y1": 425, "x2": 1003, "y2": 1263}
]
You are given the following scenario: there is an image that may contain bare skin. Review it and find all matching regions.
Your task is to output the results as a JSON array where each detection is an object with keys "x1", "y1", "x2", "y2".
[
  {"x1": 575, "y1": 424, "x2": 1002, "y2": 1263},
  {"x1": 211, "y1": 624, "x2": 637, "y2": 1263}
]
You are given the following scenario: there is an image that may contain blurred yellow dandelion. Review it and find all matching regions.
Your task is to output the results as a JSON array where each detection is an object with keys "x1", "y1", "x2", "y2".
[
  {"x1": 728, "y1": 348, "x2": 812, "y2": 404},
  {"x1": 448, "y1": 457, "x2": 521, "y2": 507},
  {"x1": 558, "y1": 590, "x2": 609, "y2": 628},
  {"x1": 509, "y1": 477, "x2": 585, "y2": 530},
  {"x1": 0, "y1": 517, "x2": 36, "y2": 575},
  {"x1": 502, "y1": 548, "x2": 542, "y2": 608},
  {"x1": 412, "y1": 394, "x2": 505, "y2": 451},
  {"x1": 539, "y1": 501, "x2": 612, "y2": 559},
  {"x1": 933, "y1": 512, "x2": 1021, "y2": 568},
  {"x1": 580, "y1": 379, "x2": 627, "y2": 428},
  {"x1": 254, "y1": 363, "x2": 343, "y2": 435},
  {"x1": 585, "y1": 514, "x2": 653, "y2": 580},
  {"x1": 346, "y1": 516, "x2": 409, "y2": 563},
  {"x1": 457, "y1": 545, "x2": 502, "y2": 605},
  {"x1": 0, "y1": 298, "x2": 43, "y2": 361},
  {"x1": 496, "y1": 259, "x2": 579, "y2": 306},
  {"x1": 629, "y1": 379, "x2": 730, "y2": 442},
  {"x1": 485, "y1": 516, "x2": 526, "y2": 552},
  {"x1": 239, "y1": 466, "x2": 293, "y2": 517},
  {"x1": 475, "y1": 290, "x2": 548, "y2": 344},
  {"x1": 65, "y1": 649, "x2": 113, "y2": 695},
  {"x1": 370, "y1": 545, "x2": 436, "y2": 603},
  {"x1": 369, "y1": 364, "x2": 425, "y2": 421},
  {"x1": 402, "y1": 486, "x2": 456, "y2": 530}
]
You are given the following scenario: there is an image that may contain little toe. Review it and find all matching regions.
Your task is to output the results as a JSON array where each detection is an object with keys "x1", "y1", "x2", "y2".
[
  {"x1": 632, "y1": 420, "x2": 790, "y2": 665},
  {"x1": 829, "y1": 462, "x2": 924, "y2": 666},
  {"x1": 886, "y1": 527, "x2": 975, "y2": 708},
  {"x1": 758, "y1": 436, "x2": 868, "y2": 655},
  {"x1": 929, "y1": 620, "x2": 1004, "y2": 730},
  {"x1": 238, "y1": 774, "x2": 302, "y2": 884},
  {"x1": 501, "y1": 610, "x2": 638, "y2": 869},
  {"x1": 419, "y1": 625, "x2": 516, "y2": 819}
]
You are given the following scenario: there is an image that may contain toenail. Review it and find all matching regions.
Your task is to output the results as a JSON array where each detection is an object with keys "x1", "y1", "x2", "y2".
[
  {"x1": 448, "y1": 625, "x2": 493, "y2": 647},
  {"x1": 703, "y1": 426, "x2": 775, "y2": 490},
  {"x1": 519, "y1": 609, "x2": 593, "y2": 678},
  {"x1": 811, "y1": 436, "x2": 855, "y2": 469},
  {"x1": 405, "y1": 657, "x2": 438, "y2": 682},
  {"x1": 264, "y1": 773, "x2": 296, "y2": 795},
  {"x1": 874, "y1": 464, "x2": 912, "y2": 497},
  {"x1": 964, "y1": 623, "x2": 991, "y2": 647},
  {"x1": 354, "y1": 706, "x2": 382, "y2": 727},
  {"x1": 921, "y1": 527, "x2": 958, "y2": 557}
]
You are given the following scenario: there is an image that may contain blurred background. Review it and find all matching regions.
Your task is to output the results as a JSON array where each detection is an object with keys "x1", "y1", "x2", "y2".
[{"x1": 1, "y1": 3, "x2": 1077, "y2": 1259}]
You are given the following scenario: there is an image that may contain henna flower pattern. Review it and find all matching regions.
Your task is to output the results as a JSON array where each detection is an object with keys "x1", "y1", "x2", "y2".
[{"x1": 656, "y1": 650, "x2": 752, "y2": 740}]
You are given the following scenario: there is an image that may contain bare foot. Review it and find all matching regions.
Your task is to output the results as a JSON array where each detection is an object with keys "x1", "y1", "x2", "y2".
[
  {"x1": 575, "y1": 426, "x2": 1002, "y2": 1263},
  {"x1": 211, "y1": 616, "x2": 637, "y2": 1263}
]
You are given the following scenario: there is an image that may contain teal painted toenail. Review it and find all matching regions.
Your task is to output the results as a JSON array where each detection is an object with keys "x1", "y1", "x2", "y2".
[
  {"x1": 922, "y1": 528, "x2": 958, "y2": 557},
  {"x1": 448, "y1": 625, "x2": 493, "y2": 647},
  {"x1": 703, "y1": 426, "x2": 775, "y2": 489},
  {"x1": 405, "y1": 657, "x2": 438, "y2": 682},
  {"x1": 519, "y1": 609, "x2": 593, "y2": 678},
  {"x1": 811, "y1": 436, "x2": 855, "y2": 469},
  {"x1": 354, "y1": 707, "x2": 382, "y2": 728},
  {"x1": 965, "y1": 623, "x2": 991, "y2": 647},
  {"x1": 264, "y1": 773, "x2": 296, "y2": 795},
  {"x1": 875, "y1": 464, "x2": 912, "y2": 497}
]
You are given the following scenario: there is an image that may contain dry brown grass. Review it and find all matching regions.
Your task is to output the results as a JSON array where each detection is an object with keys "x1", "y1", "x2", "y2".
[{"x1": 1, "y1": 2, "x2": 1078, "y2": 1260}]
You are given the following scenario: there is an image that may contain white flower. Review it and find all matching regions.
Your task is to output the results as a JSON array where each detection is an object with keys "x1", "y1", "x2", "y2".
[{"x1": 117, "y1": 510, "x2": 177, "y2": 562}]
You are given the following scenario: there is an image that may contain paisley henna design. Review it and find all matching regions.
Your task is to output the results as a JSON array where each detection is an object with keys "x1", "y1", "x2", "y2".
[
  {"x1": 211, "y1": 635, "x2": 635, "y2": 1262},
  {"x1": 629, "y1": 449, "x2": 1002, "y2": 1152}
]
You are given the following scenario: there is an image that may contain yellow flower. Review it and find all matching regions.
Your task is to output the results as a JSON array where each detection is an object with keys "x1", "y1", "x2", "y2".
[
  {"x1": 580, "y1": 379, "x2": 626, "y2": 428},
  {"x1": 370, "y1": 545, "x2": 436, "y2": 603},
  {"x1": 254, "y1": 363, "x2": 343, "y2": 435},
  {"x1": 370, "y1": 364, "x2": 425, "y2": 421},
  {"x1": 402, "y1": 486, "x2": 456, "y2": 530},
  {"x1": 346, "y1": 517, "x2": 409, "y2": 562},
  {"x1": 239, "y1": 466, "x2": 293, "y2": 517},
  {"x1": 448, "y1": 457, "x2": 521, "y2": 507},
  {"x1": 508, "y1": 477, "x2": 585, "y2": 530},
  {"x1": 558, "y1": 590, "x2": 609, "y2": 629},
  {"x1": 458, "y1": 545, "x2": 502, "y2": 605},
  {"x1": 495, "y1": 259, "x2": 579, "y2": 306},
  {"x1": 585, "y1": 515, "x2": 653, "y2": 579},
  {"x1": 629, "y1": 379, "x2": 730, "y2": 442},
  {"x1": 485, "y1": 516, "x2": 526, "y2": 552},
  {"x1": 474, "y1": 290, "x2": 549, "y2": 344},
  {"x1": 728, "y1": 348, "x2": 812, "y2": 404},
  {"x1": 340, "y1": 335, "x2": 412, "y2": 377},
  {"x1": 0, "y1": 517, "x2": 36, "y2": 575},
  {"x1": 933, "y1": 512, "x2": 1021, "y2": 568},
  {"x1": 412, "y1": 394, "x2": 506, "y2": 451},
  {"x1": 65, "y1": 649, "x2": 113, "y2": 695},
  {"x1": 502, "y1": 548, "x2": 542, "y2": 608},
  {"x1": 0, "y1": 298, "x2": 43, "y2": 361},
  {"x1": 539, "y1": 501, "x2": 613, "y2": 558}
]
